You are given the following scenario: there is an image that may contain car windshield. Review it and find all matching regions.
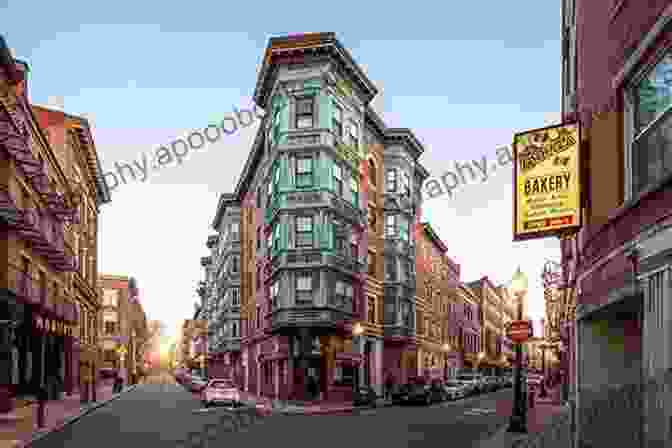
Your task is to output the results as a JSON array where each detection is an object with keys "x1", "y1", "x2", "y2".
[
  {"x1": 445, "y1": 381, "x2": 461, "y2": 387},
  {"x1": 210, "y1": 381, "x2": 234, "y2": 389}
]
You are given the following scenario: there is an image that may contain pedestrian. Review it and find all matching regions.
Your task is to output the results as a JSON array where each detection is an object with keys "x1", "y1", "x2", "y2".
[{"x1": 385, "y1": 374, "x2": 394, "y2": 401}]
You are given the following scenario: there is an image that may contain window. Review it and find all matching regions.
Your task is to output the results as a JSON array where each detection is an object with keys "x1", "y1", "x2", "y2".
[
  {"x1": 401, "y1": 171, "x2": 411, "y2": 196},
  {"x1": 350, "y1": 176, "x2": 359, "y2": 206},
  {"x1": 335, "y1": 280, "x2": 353, "y2": 310},
  {"x1": 271, "y1": 281, "x2": 280, "y2": 309},
  {"x1": 368, "y1": 159, "x2": 377, "y2": 186},
  {"x1": 231, "y1": 223, "x2": 239, "y2": 239},
  {"x1": 256, "y1": 306, "x2": 261, "y2": 329},
  {"x1": 333, "y1": 104, "x2": 343, "y2": 139},
  {"x1": 385, "y1": 258, "x2": 397, "y2": 281},
  {"x1": 104, "y1": 321, "x2": 116, "y2": 335},
  {"x1": 385, "y1": 215, "x2": 397, "y2": 238},
  {"x1": 256, "y1": 187, "x2": 262, "y2": 209},
  {"x1": 296, "y1": 274, "x2": 313, "y2": 305},
  {"x1": 267, "y1": 231, "x2": 273, "y2": 251},
  {"x1": 273, "y1": 224, "x2": 280, "y2": 252},
  {"x1": 296, "y1": 97, "x2": 314, "y2": 129},
  {"x1": 296, "y1": 156, "x2": 313, "y2": 188},
  {"x1": 264, "y1": 362, "x2": 272, "y2": 384},
  {"x1": 232, "y1": 322, "x2": 238, "y2": 337},
  {"x1": 386, "y1": 169, "x2": 397, "y2": 192},
  {"x1": 367, "y1": 251, "x2": 376, "y2": 276},
  {"x1": 333, "y1": 164, "x2": 343, "y2": 197},
  {"x1": 102, "y1": 289, "x2": 119, "y2": 307},
  {"x1": 368, "y1": 207, "x2": 377, "y2": 232},
  {"x1": 334, "y1": 364, "x2": 355, "y2": 385},
  {"x1": 367, "y1": 296, "x2": 376, "y2": 324},
  {"x1": 231, "y1": 256, "x2": 239, "y2": 274},
  {"x1": 345, "y1": 120, "x2": 358, "y2": 146},
  {"x1": 630, "y1": 51, "x2": 672, "y2": 195},
  {"x1": 295, "y1": 216, "x2": 313, "y2": 248},
  {"x1": 399, "y1": 219, "x2": 409, "y2": 242},
  {"x1": 231, "y1": 288, "x2": 240, "y2": 306},
  {"x1": 402, "y1": 302, "x2": 411, "y2": 327},
  {"x1": 256, "y1": 267, "x2": 261, "y2": 290}
]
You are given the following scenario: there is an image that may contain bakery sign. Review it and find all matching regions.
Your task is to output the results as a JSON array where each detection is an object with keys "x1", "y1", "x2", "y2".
[{"x1": 513, "y1": 122, "x2": 582, "y2": 241}]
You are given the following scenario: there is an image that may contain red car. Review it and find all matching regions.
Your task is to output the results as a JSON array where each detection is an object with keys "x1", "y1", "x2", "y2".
[{"x1": 201, "y1": 379, "x2": 242, "y2": 407}]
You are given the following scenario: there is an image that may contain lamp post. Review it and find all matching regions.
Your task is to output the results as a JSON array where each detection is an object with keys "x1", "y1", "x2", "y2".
[
  {"x1": 353, "y1": 323, "x2": 364, "y2": 395},
  {"x1": 539, "y1": 342, "x2": 549, "y2": 398},
  {"x1": 442, "y1": 343, "x2": 451, "y2": 380},
  {"x1": 507, "y1": 267, "x2": 528, "y2": 434}
]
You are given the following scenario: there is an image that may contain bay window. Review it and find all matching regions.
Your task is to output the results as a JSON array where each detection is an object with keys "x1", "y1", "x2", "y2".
[
  {"x1": 295, "y1": 215, "x2": 313, "y2": 248},
  {"x1": 629, "y1": 51, "x2": 672, "y2": 196},
  {"x1": 333, "y1": 164, "x2": 343, "y2": 197},
  {"x1": 386, "y1": 169, "x2": 397, "y2": 192},
  {"x1": 296, "y1": 155, "x2": 313, "y2": 188},
  {"x1": 296, "y1": 273, "x2": 313, "y2": 305},
  {"x1": 296, "y1": 97, "x2": 314, "y2": 129}
]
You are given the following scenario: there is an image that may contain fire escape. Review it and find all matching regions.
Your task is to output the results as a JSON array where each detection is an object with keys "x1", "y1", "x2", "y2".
[{"x1": 1, "y1": 92, "x2": 79, "y2": 323}]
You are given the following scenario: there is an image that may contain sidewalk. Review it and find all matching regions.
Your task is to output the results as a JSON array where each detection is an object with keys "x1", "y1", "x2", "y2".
[
  {"x1": 0, "y1": 380, "x2": 139, "y2": 448},
  {"x1": 478, "y1": 386, "x2": 572, "y2": 448}
]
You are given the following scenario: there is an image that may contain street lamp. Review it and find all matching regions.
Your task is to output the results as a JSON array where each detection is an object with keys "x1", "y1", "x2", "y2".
[
  {"x1": 539, "y1": 342, "x2": 549, "y2": 398},
  {"x1": 507, "y1": 267, "x2": 528, "y2": 434},
  {"x1": 353, "y1": 323, "x2": 364, "y2": 394},
  {"x1": 442, "y1": 343, "x2": 451, "y2": 380}
]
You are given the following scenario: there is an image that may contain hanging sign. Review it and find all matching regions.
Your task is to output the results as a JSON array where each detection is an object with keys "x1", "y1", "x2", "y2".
[
  {"x1": 513, "y1": 122, "x2": 582, "y2": 241},
  {"x1": 506, "y1": 320, "x2": 533, "y2": 343}
]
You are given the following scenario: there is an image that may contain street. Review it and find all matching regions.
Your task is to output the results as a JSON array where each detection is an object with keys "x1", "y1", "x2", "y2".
[{"x1": 27, "y1": 374, "x2": 515, "y2": 448}]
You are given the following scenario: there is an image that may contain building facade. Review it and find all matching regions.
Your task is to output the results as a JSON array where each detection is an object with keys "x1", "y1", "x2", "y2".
[
  {"x1": 467, "y1": 277, "x2": 506, "y2": 375},
  {"x1": 561, "y1": 1, "x2": 672, "y2": 445},
  {"x1": 98, "y1": 275, "x2": 147, "y2": 383},
  {"x1": 497, "y1": 284, "x2": 516, "y2": 369},
  {"x1": 204, "y1": 194, "x2": 242, "y2": 382},
  {"x1": 180, "y1": 317, "x2": 206, "y2": 375},
  {"x1": 211, "y1": 33, "x2": 430, "y2": 402},
  {"x1": 415, "y1": 223, "x2": 461, "y2": 381},
  {"x1": 0, "y1": 44, "x2": 110, "y2": 412}
]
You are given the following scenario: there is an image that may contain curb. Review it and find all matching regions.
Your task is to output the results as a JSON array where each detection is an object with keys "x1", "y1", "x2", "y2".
[{"x1": 21, "y1": 384, "x2": 140, "y2": 447}]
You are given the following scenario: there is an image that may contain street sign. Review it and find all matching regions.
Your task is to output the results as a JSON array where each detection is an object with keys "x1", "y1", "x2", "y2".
[{"x1": 506, "y1": 320, "x2": 533, "y2": 343}]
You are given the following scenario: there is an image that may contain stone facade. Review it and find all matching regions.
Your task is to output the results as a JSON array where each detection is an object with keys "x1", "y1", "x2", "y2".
[
  {"x1": 467, "y1": 277, "x2": 508, "y2": 374},
  {"x1": 0, "y1": 47, "x2": 111, "y2": 410}
]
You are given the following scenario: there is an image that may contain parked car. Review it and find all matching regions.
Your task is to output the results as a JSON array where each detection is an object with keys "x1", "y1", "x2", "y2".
[
  {"x1": 391, "y1": 384, "x2": 411, "y2": 404},
  {"x1": 353, "y1": 386, "x2": 379, "y2": 407},
  {"x1": 201, "y1": 379, "x2": 241, "y2": 407},
  {"x1": 457, "y1": 373, "x2": 484, "y2": 394},
  {"x1": 188, "y1": 376, "x2": 209, "y2": 393},
  {"x1": 405, "y1": 383, "x2": 436, "y2": 405},
  {"x1": 486, "y1": 376, "x2": 501, "y2": 392},
  {"x1": 441, "y1": 380, "x2": 467, "y2": 400}
]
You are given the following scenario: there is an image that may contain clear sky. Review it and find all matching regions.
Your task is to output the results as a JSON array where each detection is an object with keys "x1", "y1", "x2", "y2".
[{"x1": 2, "y1": 0, "x2": 562, "y2": 339}]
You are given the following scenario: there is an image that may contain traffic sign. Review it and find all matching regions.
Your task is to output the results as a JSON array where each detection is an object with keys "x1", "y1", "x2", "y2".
[{"x1": 506, "y1": 320, "x2": 533, "y2": 343}]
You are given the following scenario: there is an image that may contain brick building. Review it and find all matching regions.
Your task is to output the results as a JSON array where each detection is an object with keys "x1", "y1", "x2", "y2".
[
  {"x1": 98, "y1": 275, "x2": 148, "y2": 383},
  {"x1": 560, "y1": 1, "x2": 672, "y2": 445},
  {"x1": 0, "y1": 37, "x2": 111, "y2": 412},
  {"x1": 467, "y1": 277, "x2": 508, "y2": 375}
]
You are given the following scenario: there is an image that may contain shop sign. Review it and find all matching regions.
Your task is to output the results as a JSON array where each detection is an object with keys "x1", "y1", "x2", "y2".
[{"x1": 513, "y1": 122, "x2": 582, "y2": 241}]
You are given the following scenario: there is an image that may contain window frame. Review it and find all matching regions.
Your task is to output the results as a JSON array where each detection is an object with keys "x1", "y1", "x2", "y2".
[
  {"x1": 295, "y1": 96, "x2": 315, "y2": 129},
  {"x1": 295, "y1": 155, "x2": 314, "y2": 188},
  {"x1": 295, "y1": 215, "x2": 314, "y2": 248},
  {"x1": 271, "y1": 281, "x2": 280, "y2": 309},
  {"x1": 386, "y1": 169, "x2": 397, "y2": 192},
  {"x1": 385, "y1": 214, "x2": 397, "y2": 238},
  {"x1": 295, "y1": 273, "x2": 313, "y2": 305},
  {"x1": 333, "y1": 103, "x2": 343, "y2": 139},
  {"x1": 333, "y1": 163, "x2": 344, "y2": 197},
  {"x1": 350, "y1": 175, "x2": 359, "y2": 206}
]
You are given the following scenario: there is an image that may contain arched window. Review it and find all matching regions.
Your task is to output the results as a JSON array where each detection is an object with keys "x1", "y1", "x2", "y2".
[{"x1": 368, "y1": 158, "x2": 377, "y2": 186}]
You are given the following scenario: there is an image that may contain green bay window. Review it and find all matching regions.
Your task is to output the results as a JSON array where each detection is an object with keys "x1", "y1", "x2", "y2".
[
  {"x1": 296, "y1": 155, "x2": 313, "y2": 188},
  {"x1": 296, "y1": 97, "x2": 315, "y2": 129},
  {"x1": 295, "y1": 215, "x2": 313, "y2": 248}
]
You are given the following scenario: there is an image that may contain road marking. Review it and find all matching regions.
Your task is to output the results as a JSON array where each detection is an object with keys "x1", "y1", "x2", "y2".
[{"x1": 463, "y1": 408, "x2": 497, "y2": 416}]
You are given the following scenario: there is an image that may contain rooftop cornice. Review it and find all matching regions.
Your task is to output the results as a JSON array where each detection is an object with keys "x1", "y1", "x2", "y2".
[{"x1": 384, "y1": 128, "x2": 425, "y2": 160}]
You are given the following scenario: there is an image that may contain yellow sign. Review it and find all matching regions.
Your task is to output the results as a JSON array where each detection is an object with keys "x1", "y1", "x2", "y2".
[
  {"x1": 513, "y1": 122, "x2": 581, "y2": 240},
  {"x1": 116, "y1": 346, "x2": 127, "y2": 356}
]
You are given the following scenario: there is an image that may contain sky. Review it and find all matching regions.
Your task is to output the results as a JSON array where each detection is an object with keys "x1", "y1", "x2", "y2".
[{"x1": 2, "y1": 0, "x2": 562, "y2": 340}]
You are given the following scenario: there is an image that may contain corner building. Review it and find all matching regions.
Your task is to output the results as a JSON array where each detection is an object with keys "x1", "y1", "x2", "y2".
[{"x1": 228, "y1": 33, "x2": 429, "y2": 402}]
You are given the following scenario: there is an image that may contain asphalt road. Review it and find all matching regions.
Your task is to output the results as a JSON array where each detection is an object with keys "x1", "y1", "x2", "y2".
[{"x1": 28, "y1": 376, "x2": 513, "y2": 448}]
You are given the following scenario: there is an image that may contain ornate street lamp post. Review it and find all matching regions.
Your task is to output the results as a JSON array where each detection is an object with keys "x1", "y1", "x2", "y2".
[
  {"x1": 353, "y1": 323, "x2": 364, "y2": 395},
  {"x1": 507, "y1": 268, "x2": 528, "y2": 434}
]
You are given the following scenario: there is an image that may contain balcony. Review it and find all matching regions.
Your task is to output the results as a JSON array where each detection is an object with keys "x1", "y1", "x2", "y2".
[{"x1": 268, "y1": 307, "x2": 352, "y2": 333}]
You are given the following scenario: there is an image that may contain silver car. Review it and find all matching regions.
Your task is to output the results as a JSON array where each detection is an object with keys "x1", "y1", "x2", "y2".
[{"x1": 442, "y1": 380, "x2": 467, "y2": 400}]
